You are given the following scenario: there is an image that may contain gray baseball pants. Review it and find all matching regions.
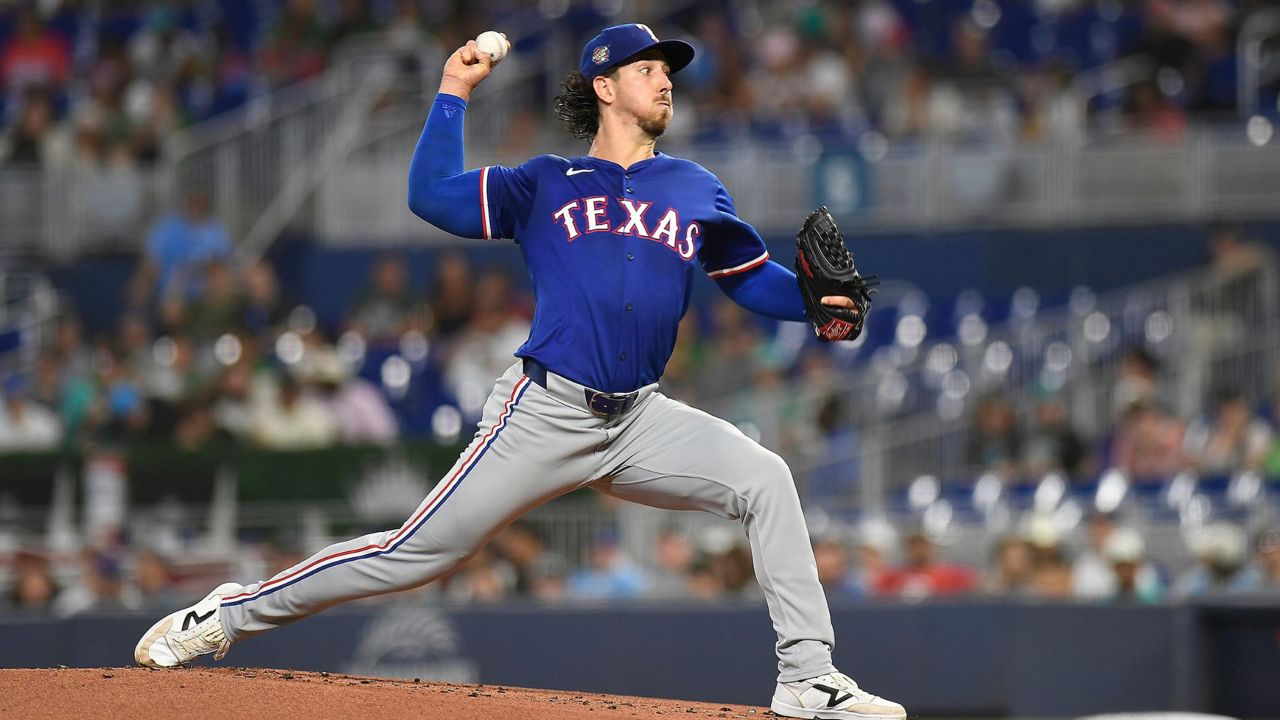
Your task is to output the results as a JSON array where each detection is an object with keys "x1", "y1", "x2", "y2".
[{"x1": 219, "y1": 361, "x2": 837, "y2": 681}]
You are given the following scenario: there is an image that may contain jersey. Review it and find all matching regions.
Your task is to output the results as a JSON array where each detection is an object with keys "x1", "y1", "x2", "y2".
[{"x1": 480, "y1": 153, "x2": 769, "y2": 393}]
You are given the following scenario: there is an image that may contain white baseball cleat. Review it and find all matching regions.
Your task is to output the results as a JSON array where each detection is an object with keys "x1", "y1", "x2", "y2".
[
  {"x1": 771, "y1": 672, "x2": 907, "y2": 719},
  {"x1": 134, "y1": 582, "x2": 243, "y2": 668}
]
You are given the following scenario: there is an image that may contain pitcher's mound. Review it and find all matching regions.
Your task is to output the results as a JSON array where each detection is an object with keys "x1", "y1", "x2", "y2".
[{"x1": 0, "y1": 667, "x2": 770, "y2": 720}]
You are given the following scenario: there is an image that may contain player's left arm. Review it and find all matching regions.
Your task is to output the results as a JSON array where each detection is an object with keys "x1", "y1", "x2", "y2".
[{"x1": 704, "y1": 185, "x2": 853, "y2": 321}]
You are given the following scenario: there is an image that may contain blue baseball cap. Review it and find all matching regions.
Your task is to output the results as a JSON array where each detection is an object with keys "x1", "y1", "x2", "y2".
[{"x1": 579, "y1": 23, "x2": 695, "y2": 79}]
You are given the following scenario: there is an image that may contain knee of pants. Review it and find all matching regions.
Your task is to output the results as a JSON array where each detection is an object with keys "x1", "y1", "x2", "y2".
[{"x1": 734, "y1": 450, "x2": 799, "y2": 509}]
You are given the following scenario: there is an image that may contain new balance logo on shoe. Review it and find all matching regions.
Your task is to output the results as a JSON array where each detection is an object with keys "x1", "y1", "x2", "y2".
[
  {"x1": 812, "y1": 683, "x2": 854, "y2": 708},
  {"x1": 182, "y1": 608, "x2": 215, "y2": 631}
]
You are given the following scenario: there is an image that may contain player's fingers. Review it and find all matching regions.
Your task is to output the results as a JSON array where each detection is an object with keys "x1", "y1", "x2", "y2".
[
  {"x1": 820, "y1": 296, "x2": 856, "y2": 309},
  {"x1": 464, "y1": 40, "x2": 493, "y2": 68}
]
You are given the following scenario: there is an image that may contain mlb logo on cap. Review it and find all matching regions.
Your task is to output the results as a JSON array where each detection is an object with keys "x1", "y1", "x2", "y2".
[{"x1": 579, "y1": 23, "x2": 695, "y2": 79}]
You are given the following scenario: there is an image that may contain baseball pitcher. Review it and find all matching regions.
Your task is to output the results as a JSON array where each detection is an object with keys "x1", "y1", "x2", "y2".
[{"x1": 135, "y1": 24, "x2": 900, "y2": 720}]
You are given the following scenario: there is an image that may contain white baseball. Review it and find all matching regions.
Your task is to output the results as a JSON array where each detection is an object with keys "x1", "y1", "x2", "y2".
[{"x1": 475, "y1": 31, "x2": 509, "y2": 64}]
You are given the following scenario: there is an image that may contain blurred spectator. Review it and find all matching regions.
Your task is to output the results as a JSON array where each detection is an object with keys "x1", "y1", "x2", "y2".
[
  {"x1": 686, "y1": 556, "x2": 727, "y2": 600},
  {"x1": 1122, "y1": 81, "x2": 1186, "y2": 139},
  {"x1": 1029, "y1": 549, "x2": 1074, "y2": 599},
  {"x1": 983, "y1": 535, "x2": 1035, "y2": 596},
  {"x1": 8, "y1": 551, "x2": 58, "y2": 610},
  {"x1": 129, "y1": 190, "x2": 232, "y2": 306},
  {"x1": 129, "y1": 548, "x2": 179, "y2": 608},
  {"x1": 874, "y1": 531, "x2": 977, "y2": 600},
  {"x1": 567, "y1": 530, "x2": 648, "y2": 600},
  {"x1": 443, "y1": 270, "x2": 531, "y2": 417},
  {"x1": 54, "y1": 550, "x2": 129, "y2": 617},
  {"x1": 443, "y1": 547, "x2": 515, "y2": 604},
  {"x1": 1074, "y1": 513, "x2": 1161, "y2": 600},
  {"x1": 0, "y1": 7, "x2": 71, "y2": 99},
  {"x1": 240, "y1": 261, "x2": 290, "y2": 342},
  {"x1": 0, "y1": 374, "x2": 62, "y2": 450},
  {"x1": 306, "y1": 348, "x2": 398, "y2": 445},
  {"x1": 647, "y1": 526, "x2": 697, "y2": 599},
  {"x1": 1235, "y1": 527, "x2": 1280, "y2": 594},
  {"x1": 346, "y1": 253, "x2": 417, "y2": 344},
  {"x1": 94, "y1": 348, "x2": 150, "y2": 443},
  {"x1": 813, "y1": 536, "x2": 863, "y2": 600},
  {"x1": 331, "y1": 0, "x2": 379, "y2": 48},
  {"x1": 169, "y1": 259, "x2": 244, "y2": 339},
  {"x1": 851, "y1": 524, "x2": 895, "y2": 597},
  {"x1": 1108, "y1": 400, "x2": 1186, "y2": 481},
  {"x1": 803, "y1": 393, "x2": 861, "y2": 504},
  {"x1": 210, "y1": 358, "x2": 262, "y2": 442},
  {"x1": 966, "y1": 393, "x2": 1021, "y2": 475},
  {"x1": 260, "y1": 0, "x2": 331, "y2": 87},
  {"x1": 697, "y1": 299, "x2": 764, "y2": 401},
  {"x1": 660, "y1": 314, "x2": 705, "y2": 402},
  {"x1": 250, "y1": 375, "x2": 338, "y2": 449},
  {"x1": 1169, "y1": 523, "x2": 1248, "y2": 599},
  {"x1": 2, "y1": 89, "x2": 66, "y2": 166},
  {"x1": 1103, "y1": 527, "x2": 1163, "y2": 604},
  {"x1": 1184, "y1": 387, "x2": 1273, "y2": 474},
  {"x1": 1021, "y1": 394, "x2": 1087, "y2": 478},
  {"x1": 491, "y1": 521, "x2": 565, "y2": 597},
  {"x1": 427, "y1": 251, "x2": 474, "y2": 340},
  {"x1": 1112, "y1": 347, "x2": 1161, "y2": 415},
  {"x1": 529, "y1": 552, "x2": 570, "y2": 603},
  {"x1": 173, "y1": 401, "x2": 229, "y2": 451}
]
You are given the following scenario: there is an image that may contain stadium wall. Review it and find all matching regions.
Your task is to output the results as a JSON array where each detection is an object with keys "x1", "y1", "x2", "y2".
[{"x1": 3, "y1": 601, "x2": 1276, "y2": 717}]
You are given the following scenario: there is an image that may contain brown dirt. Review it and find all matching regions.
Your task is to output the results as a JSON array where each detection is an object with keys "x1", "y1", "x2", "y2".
[{"x1": 0, "y1": 668, "x2": 773, "y2": 720}]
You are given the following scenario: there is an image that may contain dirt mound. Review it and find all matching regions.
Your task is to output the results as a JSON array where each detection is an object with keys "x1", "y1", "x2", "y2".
[{"x1": 0, "y1": 667, "x2": 771, "y2": 720}]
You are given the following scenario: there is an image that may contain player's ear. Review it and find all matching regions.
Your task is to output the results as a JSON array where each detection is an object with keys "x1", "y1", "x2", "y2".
[{"x1": 592, "y1": 74, "x2": 614, "y2": 105}]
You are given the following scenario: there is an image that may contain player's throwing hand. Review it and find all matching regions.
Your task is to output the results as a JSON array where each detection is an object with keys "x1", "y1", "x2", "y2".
[{"x1": 440, "y1": 35, "x2": 505, "y2": 101}]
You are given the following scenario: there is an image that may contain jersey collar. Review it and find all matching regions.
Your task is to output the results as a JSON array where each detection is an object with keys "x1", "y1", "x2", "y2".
[{"x1": 578, "y1": 151, "x2": 665, "y2": 173}]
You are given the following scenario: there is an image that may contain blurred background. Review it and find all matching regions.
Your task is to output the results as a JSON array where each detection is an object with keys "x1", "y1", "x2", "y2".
[{"x1": 1, "y1": 0, "x2": 1279, "y2": 717}]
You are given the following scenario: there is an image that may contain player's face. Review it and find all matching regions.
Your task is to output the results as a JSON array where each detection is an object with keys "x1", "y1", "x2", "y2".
[{"x1": 607, "y1": 51, "x2": 673, "y2": 137}]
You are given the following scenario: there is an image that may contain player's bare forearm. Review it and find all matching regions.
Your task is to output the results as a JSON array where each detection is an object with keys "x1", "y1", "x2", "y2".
[{"x1": 438, "y1": 40, "x2": 494, "y2": 102}]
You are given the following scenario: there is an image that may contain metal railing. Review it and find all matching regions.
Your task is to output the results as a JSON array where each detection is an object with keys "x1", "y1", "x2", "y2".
[{"x1": 728, "y1": 257, "x2": 1280, "y2": 509}]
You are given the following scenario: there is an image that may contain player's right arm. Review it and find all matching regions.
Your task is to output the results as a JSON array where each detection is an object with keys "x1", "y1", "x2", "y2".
[{"x1": 406, "y1": 41, "x2": 497, "y2": 239}]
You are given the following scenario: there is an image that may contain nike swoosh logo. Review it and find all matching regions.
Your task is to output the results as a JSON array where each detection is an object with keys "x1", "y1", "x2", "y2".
[
  {"x1": 566, "y1": 168, "x2": 595, "y2": 176},
  {"x1": 183, "y1": 608, "x2": 216, "y2": 630}
]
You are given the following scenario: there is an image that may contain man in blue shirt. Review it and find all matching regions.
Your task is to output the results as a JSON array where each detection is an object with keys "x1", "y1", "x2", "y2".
[
  {"x1": 136, "y1": 24, "x2": 904, "y2": 719},
  {"x1": 129, "y1": 190, "x2": 232, "y2": 305}
]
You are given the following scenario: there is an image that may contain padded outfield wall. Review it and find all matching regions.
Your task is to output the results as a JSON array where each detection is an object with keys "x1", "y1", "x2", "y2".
[{"x1": 2, "y1": 601, "x2": 1277, "y2": 718}]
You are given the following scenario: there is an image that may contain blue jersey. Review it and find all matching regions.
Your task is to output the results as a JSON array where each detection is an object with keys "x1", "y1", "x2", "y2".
[
  {"x1": 480, "y1": 153, "x2": 768, "y2": 392},
  {"x1": 407, "y1": 93, "x2": 806, "y2": 394}
]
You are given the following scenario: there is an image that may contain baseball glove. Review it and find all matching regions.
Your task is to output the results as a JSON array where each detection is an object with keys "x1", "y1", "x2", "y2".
[{"x1": 795, "y1": 206, "x2": 876, "y2": 342}]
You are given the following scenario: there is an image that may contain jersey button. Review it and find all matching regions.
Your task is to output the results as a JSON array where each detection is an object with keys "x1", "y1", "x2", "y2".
[
  {"x1": 625, "y1": 303, "x2": 633, "y2": 311},
  {"x1": 626, "y1": 253, "x2": 635, "y2": 261},
  {"x1": 624, "y1": 174, "x2": 632, "y2": 180},
  {"x1": 625, "y1": 187, "x2": 634, "y2": 193},
  {"x1": 618, "y1": 352, "x2": 628, "y2": 361}
]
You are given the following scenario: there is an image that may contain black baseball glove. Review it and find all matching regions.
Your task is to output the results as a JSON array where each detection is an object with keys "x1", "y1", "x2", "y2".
[{"x1": 795, "y1": 206, "x2": 876, "y2": 342}]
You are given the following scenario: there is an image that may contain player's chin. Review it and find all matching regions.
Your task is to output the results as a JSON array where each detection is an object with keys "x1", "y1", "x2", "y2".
[{"x1": 640, "y1": 110, "x2": 671, "y2": 138}]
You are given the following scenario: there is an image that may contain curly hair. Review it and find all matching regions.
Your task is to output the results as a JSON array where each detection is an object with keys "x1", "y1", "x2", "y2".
[{"x1": 553, "y1": 69, "x2": 617, "y2": 140}]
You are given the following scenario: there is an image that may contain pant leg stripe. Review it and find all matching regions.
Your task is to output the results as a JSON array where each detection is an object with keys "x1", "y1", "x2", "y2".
[{"x1": 221, "y1": 376, "x2": 531, "y2": 607}]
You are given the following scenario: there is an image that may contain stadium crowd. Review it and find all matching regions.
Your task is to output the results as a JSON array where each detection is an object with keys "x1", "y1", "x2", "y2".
[
  {"x1": 1, "y1": 201, "x2": 1279, "y2": 615},
  {"x1": 2, "y1": 0, "x2": 1280, "y2": 617},
  {"x1": 6, "y1": 508, "x2": 1280, "y2": 615},
  {"x1": 2, "y1": 0, "x2": 1276, "y2": 170}
]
